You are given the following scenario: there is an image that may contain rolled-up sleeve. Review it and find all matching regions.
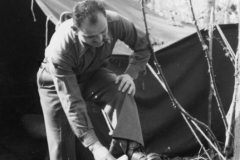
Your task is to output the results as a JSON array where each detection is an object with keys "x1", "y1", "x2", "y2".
[
  {"x1": 116, "y1": 14, "x2": 151, "y2": 79},
  {"x1": 47, "y1": 55, "x2": 99, "y2": 147}
]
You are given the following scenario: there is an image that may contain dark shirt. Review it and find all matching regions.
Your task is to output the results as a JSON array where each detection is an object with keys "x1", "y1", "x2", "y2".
[{"x1": 44, "y1": 10, "x2": 151, "y2": 147}]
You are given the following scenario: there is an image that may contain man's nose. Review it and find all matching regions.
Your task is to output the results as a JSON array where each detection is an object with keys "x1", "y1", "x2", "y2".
[{"x1": 94, "y1": 34, "x2": 103, "y2": 43}]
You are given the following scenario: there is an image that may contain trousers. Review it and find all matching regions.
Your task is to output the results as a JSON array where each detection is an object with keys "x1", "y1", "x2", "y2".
[{"x1": 37, "y1": 65, "x2": 143, "y2": 160}]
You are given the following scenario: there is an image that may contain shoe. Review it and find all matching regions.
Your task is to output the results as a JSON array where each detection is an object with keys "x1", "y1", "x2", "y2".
[
  {"x1": 127, "y1": 142, "x2": 161, "y2": 160},
  {"x1": 147, "y1": 153, "x2": 162, "y2": 160},
  {"x1": 131, "y1": 152, "x2": 147, "y2": 160}
]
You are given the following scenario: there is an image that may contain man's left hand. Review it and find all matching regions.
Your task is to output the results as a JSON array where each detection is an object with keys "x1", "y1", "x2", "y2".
[{"x1": 115, "y1": 74, "x2": 135, "y2": 96}]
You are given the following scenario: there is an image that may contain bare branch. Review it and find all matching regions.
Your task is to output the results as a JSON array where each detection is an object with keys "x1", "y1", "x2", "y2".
[
  {"x1": 215, "y1": 24, "x2": 235, "y2": 65},
  {"x1": 182, "y1": 114, "x2": 212, "y2": 160},
  {"x1": 141, "y1": 0, "x2": 221, "y2": 152},
  {"x1": 188, "y1": 0, "x2": 228, "y2": 131}
]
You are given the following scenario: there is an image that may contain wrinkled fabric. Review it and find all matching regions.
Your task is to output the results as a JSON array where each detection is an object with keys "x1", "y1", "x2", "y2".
[{"x1": 38, "y1": 66, "x2": 144, "y2": 159}]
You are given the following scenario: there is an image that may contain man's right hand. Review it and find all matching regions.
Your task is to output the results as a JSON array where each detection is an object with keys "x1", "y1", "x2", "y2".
[{"x1": 89, "y1": 141, "x2": 116, "y2": 160}]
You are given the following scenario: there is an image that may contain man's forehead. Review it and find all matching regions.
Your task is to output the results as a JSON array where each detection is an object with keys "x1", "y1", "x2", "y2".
[{"x1": 78, "y1": 13, "x2": 108, "y2": 36}]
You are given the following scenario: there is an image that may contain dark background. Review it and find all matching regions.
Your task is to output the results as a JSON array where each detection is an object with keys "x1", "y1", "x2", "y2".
[
  {"x1": 0, "y1": 0, "x2": 55, "y2": 159},
  {"x1": 1, "y1": 0, "x2": 55, "y2": 118}
]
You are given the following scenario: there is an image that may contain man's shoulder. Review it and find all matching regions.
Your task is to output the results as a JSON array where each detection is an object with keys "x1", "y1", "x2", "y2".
[
  {"x1": 106, "y1": 10, "x2": 120, "y2": 23},
  {"x1": 47, "y1": 19, "x2": 76, "y2": 55},
  {"x1": 56, "y1": 19, "x2": 74, "y2": 33}
]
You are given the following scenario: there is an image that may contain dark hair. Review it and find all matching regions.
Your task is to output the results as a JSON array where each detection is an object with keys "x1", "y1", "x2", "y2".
[{"x1": 72, "y1": 0, "x2": 106, "y2": 29}]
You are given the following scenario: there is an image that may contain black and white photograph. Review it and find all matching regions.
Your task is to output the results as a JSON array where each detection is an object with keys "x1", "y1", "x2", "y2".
[{"x1": 1, "y1": 0, "x2": 240, "y2": 160}]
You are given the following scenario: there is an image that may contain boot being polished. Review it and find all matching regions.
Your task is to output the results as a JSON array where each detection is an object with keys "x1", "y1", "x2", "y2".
[{"x1": 127, "y1": 141, "x2": 161, "y2": 160}]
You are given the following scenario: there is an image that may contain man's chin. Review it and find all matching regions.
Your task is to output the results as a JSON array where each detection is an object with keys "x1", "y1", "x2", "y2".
[{"x1": 91, "y1": 42, "x2": 104, "y2": 48}]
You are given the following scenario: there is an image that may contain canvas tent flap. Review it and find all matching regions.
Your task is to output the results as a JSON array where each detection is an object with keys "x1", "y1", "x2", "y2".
[
  {"x1": 36, "y1": 0, "x2": 75, "y2": 24},
  {"x1": 35, "y1": 0, "x2": 195, "y2": 46}
]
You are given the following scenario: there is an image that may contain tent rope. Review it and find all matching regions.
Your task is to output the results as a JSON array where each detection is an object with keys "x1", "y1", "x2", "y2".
[{"x1": 31, "y1": 0, "x2": 36, "y2": 22}]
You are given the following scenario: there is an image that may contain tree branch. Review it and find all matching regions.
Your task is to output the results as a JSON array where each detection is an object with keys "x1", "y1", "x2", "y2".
[
  {"x1": 188, "y1": 0, "x2": 228, "y2": 131},
  {"x1": 215, "y1": 24, "x2": 235, "y2": 66},
  {"x1": 182, "y1": 114, "x2": 212, "y2": 160},
  {"x1": 141, "y1": 0, "x2": 221, "y2": 151}
]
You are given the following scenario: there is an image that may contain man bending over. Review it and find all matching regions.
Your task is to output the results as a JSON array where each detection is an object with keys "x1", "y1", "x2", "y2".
[{"x1": 37, "y1": 0, "x2": 161, "y2": 160}]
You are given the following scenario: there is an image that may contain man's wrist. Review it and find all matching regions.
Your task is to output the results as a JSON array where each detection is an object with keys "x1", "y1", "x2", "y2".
[
  {"x1": 80, "y1": 130, "x2": 99, "y2": 147},
  {"x1": 124, "y1": 67, "x2": 138, "y2": 79},
  {"x1": 125, "y1": 73, "x2": 134, "y2": 80},
  {"x1": 88, "y1": 141, "x2": 102, "y2": 152}
]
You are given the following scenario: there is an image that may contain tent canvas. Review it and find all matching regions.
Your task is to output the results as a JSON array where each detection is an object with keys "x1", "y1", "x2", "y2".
[{"x1": 35, "y1": 0, "x2": 196, "y2": 55}]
